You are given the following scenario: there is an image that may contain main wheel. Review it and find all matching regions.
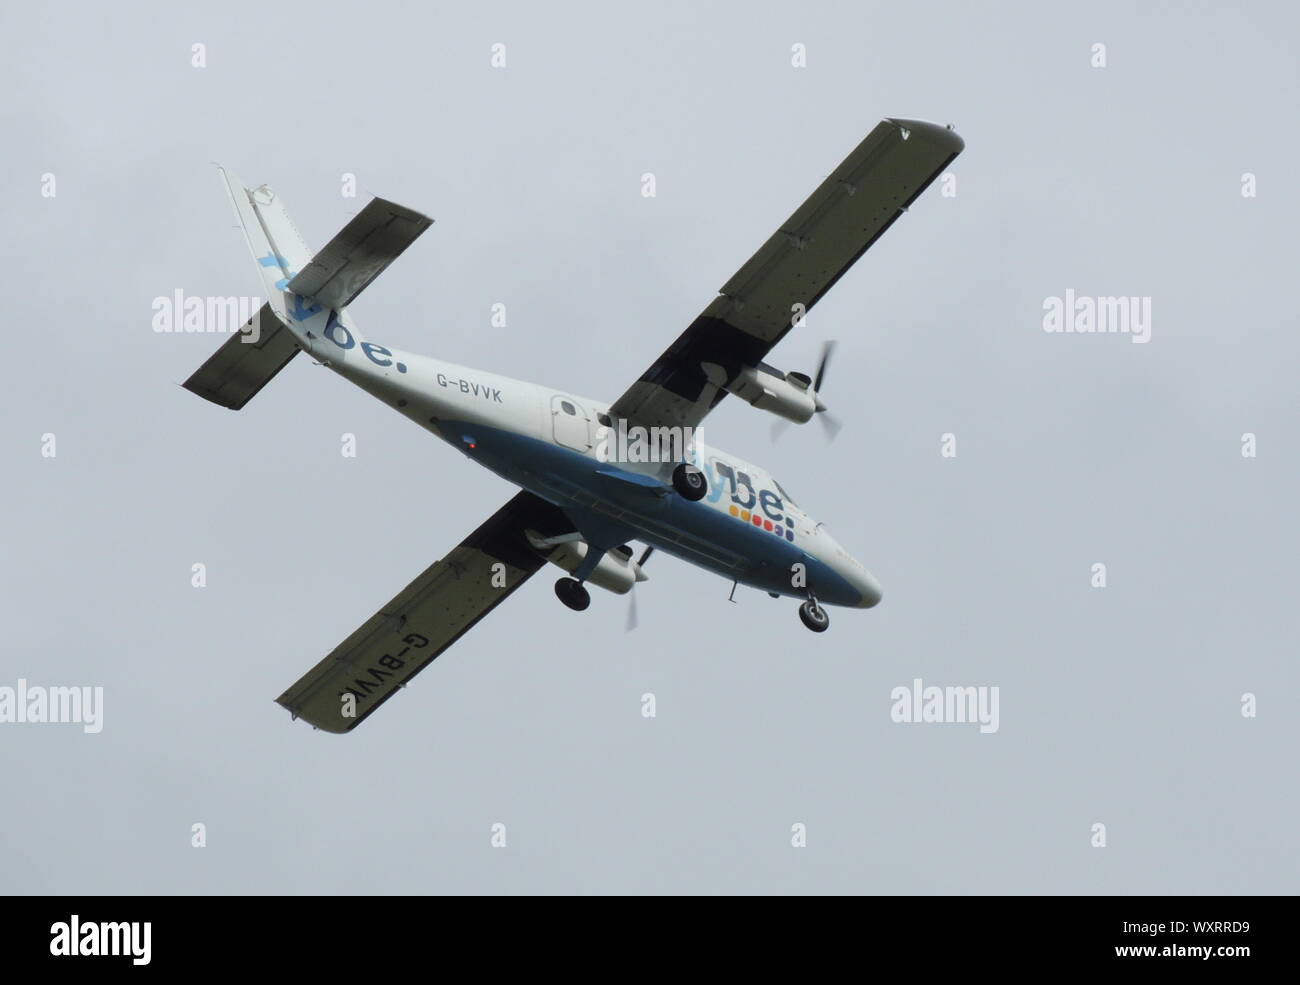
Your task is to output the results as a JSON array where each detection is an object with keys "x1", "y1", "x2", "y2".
[
  {"x1": 554, "y1": 577, "x2": 591, "y2": 611},
  {"x1": 672, "y1": 463, "x2": 707, "y2": 501},
  {"x1": 799, "y1": 598, "x2": 829, "y2": 632}
]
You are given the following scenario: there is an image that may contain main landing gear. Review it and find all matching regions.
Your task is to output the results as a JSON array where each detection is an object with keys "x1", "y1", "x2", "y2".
[
  {"x1": 671, "y1": 463, "x2": 707, "y2": 501},
  {"x1": 799, "y1": 596, "x2": 830, "y2": 633},
  {"x1": 554, "y1": 577, "x2": 591, "y2": 611}
]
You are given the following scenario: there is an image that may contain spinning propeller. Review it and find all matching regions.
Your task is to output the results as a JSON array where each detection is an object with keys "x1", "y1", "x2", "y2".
[
  {"x1": 625, "y1": 545, "x2": 654, "y2": 632},
  {"x1": 772, "y1": 340, "x2": 842, "y2": 441}
]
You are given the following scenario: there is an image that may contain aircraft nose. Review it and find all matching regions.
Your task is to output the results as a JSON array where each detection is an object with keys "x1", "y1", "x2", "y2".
[{"x1": 854, "y1": 568, "x2": 883, "y2": 608}]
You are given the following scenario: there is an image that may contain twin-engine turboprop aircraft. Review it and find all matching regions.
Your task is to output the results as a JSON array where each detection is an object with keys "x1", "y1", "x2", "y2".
[{"x1": 184, "y1": 118, "x2": 964, "y2": 732}]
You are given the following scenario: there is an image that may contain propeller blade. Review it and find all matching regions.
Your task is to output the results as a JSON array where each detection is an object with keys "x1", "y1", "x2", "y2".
[
  {"x1": 625, "y1": 586, "x2": 638, "y2": 632},
  {"x1": 817, "y1": 409, "x2": 843, "y2": 441},
  {"x1": 770, "y1": 418, "x2": 791, "y2": 442},
  {"x1": 625, "y1": 546, "x2": 653, "y2": 631},
  {"x1": 813, "y1": 340, "x2": 837, "y2": 393}
]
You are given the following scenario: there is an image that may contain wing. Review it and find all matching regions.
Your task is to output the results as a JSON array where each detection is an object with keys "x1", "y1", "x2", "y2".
[
  {"x1": 275, "y1": 491, "x2": 566, "y2": 733},
  {"x1": 608, "y1": 118, "x2": 963, "y2": 429}
]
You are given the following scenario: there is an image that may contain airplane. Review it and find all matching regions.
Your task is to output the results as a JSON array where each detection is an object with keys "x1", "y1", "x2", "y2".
[{"x1": 184, "y1": 118, "x2": 964, "y2": 733}]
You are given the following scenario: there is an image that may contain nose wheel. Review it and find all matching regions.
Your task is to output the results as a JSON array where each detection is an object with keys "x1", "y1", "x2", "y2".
[
  {"x1": 798, "y1": 597, "x2": 829, "y2": 632},
  {"x1": 555, "y1": 577, "x2": 591, "y2": 611}
]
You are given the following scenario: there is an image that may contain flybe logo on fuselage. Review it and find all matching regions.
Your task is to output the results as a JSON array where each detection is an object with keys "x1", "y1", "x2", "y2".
[
  {"x1": 704, "y1": 460, "x2": 796, "y2": 543},
  {"x1": 319, "y1": 313, "x2": 411, "y2": 374},
  {"x1": 315, "y1": 310, "x2": 502, "y2": 402}
]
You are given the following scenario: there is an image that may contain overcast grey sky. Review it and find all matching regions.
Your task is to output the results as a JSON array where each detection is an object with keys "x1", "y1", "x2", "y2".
[{"x1": 2, "y1": 1, "x2": 1297, "y2": 894}]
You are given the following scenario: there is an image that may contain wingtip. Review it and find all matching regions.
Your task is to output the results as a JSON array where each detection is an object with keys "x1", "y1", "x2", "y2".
[{"x1": 885, "y1": 118, "x2": 965, "y2": 154}]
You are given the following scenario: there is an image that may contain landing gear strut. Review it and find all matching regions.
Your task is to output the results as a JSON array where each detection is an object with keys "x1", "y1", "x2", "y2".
[
  {"x1": 672, "y1": 463, "x2": 707, "y2": 501},
  {"x1": 554, "y1": 577, "x2": 591, "y2": 611},
  {"x1": 799, "y1": 597, "x2": 829, "y2": 633}
]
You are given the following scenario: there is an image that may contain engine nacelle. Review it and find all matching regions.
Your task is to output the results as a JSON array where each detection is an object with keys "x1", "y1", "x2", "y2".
[
  {"x1": 704, "y1": 363, "x2": 818, "y2": 424},
  {"x1": 525, "y1": 532, "x2": 648, "y2": 595}
]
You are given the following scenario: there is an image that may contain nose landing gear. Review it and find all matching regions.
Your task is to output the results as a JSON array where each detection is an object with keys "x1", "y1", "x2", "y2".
[{"x1": 798, "y1": 596, "x2": 829, "y2": 632}]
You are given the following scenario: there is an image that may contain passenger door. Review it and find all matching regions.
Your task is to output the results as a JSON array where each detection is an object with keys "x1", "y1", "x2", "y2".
[{"x1": 551, "y1": 395, "x2": 592, "y2": 452}]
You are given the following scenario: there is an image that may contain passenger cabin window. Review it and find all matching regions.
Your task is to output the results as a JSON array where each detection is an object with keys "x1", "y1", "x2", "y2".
[{"x1": 561, "y1": 401, "x2": 576, "y2": 415}]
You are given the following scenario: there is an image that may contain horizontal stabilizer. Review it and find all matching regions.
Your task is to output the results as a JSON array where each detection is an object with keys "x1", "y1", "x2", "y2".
[
  {"x1": 182, "y1": 303, "x2": 298, "y2": 410},
  {"x1": 285, "y1": 197, "x2": 433, "y2": 310}
]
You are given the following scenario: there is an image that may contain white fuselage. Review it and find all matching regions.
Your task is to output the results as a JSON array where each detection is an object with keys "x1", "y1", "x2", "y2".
[{"x1": 294, "y1": 310, "x2": 881, "y2": 608}]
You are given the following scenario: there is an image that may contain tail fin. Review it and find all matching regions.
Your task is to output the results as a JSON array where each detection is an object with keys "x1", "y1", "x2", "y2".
[
  {"x1": 184, "y1": 169, "x2": 432, "y2": 410},
  {"x1": 218, "y1": 167, "x2": 315, "y2": 320}
]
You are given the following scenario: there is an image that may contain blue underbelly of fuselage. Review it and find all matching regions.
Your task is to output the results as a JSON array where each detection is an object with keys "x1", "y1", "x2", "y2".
[{"x1": 439, "y1": 421, "x2": 861, "y2": 606}]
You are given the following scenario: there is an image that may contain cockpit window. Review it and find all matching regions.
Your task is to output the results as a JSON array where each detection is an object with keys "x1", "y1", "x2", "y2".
[{"x1": 773, "y1": 479, "x2": 799, "y2": 508}]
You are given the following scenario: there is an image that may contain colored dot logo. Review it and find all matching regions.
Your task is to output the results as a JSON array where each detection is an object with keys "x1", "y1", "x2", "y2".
[{"x1": 726, "y1": 502, "x2": 796, "y2": 542}]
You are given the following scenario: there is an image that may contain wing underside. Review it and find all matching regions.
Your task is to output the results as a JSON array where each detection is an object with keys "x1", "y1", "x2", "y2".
[
  {"x1": 275, "y1": 491, "x2": 566, "y2": 732},
  {"x1": 609, "y1": 118, "x2": 964, "y2": 430}
]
